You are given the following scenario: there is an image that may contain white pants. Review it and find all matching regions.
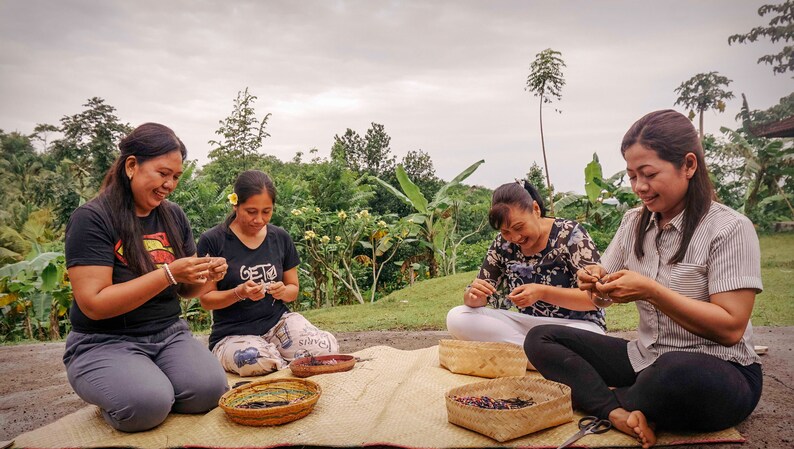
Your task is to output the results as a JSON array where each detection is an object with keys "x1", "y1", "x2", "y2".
[
  {"x1": 212, "y1": 312, "x2": 339, "y2": 377},
  {"x1": 446, "y1": 305, "x2": 605, "y2": 348}
]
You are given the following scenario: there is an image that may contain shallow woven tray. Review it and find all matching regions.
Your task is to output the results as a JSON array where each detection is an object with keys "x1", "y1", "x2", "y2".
[
  {"x1": 219, "y1": 378, "x2": 321, "y2": 426},
  {"x1": 439, "y1": 339, "x2": 528, "y2": 378},
  {"x1": 289, "y1": 354, "x2": 356, "y2": 377},
  {"x1": 445, "y1": 376, "x2": 573, "y2": 442}
]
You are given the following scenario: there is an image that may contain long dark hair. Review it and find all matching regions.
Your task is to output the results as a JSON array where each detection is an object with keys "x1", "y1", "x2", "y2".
[
  {"x1": 99, "y1": 123, "x2": 188, "y2": 276},
  {"x1": 223, "y1": 170, "x2": 277, "y2": 229},
  {"x1": 488, "y1": 179, "x2": 547, "y2": 230},
  {"x1": 621, "y1": 109, "x2": 715, "y2": 264}
]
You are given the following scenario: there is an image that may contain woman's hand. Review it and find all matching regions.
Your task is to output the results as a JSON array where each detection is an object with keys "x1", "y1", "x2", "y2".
[
  {"x1": 268, "y1": 281, "x2": 290, "y2": 300},
  {"x1": 237, "y1": 280, "x2": 268, "y2": 301},
  {"x1": 168, "y1": 256, "x2": 213, "y2": 284},
  {"x1": 595, "y1": 270, "x2": 655, "y2": 303},
  {"x1": 465, "y1": 278, "x2": 496, "y2": 304},
  {"x1": 507, "y1": 284, "x2": 547, "y2": 309},
  {"x1": 206, "y1": 256, "x2": 228, "y2": 282},
  {"x1": 576, "y1": 264, "x2": 608, "y2": 293}
]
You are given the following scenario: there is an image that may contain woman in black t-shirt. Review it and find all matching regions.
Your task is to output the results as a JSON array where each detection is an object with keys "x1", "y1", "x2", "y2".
[
  {"x1": 198, "y1": 170, "x2": 338, "y2": 376},
  {"x1": 63, "y1": 123, "x2": 228, "y2": 433}
]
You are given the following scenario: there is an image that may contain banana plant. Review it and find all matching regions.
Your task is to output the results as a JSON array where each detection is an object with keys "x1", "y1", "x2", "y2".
[
  {"x1": 0, "y1": 251, "x2": 72, "y2": 340},
  {"x1": 555, "y1": 153, "x2": 638, "y2": 243},
  {"x1": 372, "y1": 159, "x2": 484, "y2": 277},
  {"x1": 720, "y1": 127, "x2": 794, "y2": 219}
]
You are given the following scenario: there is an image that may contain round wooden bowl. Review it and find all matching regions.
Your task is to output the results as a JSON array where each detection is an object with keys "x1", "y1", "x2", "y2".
[
  {"x1": 219, "y1": 378, "x2": 321, "y2": 426},
  {"x1": 289, "y1": 354, "x2": 356, "y2": 378}
]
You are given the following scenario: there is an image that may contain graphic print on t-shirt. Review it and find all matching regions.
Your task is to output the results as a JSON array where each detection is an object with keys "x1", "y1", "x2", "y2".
[
  {"x1": 240, "y1": 264, "x2": 278, "y2": 284},
  {"x1": 114, "y1": 232, "x2": 176, "y2": 267}
]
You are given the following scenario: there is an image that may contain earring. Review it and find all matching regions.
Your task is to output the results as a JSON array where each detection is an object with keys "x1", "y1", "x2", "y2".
[{"x1": 127, "y1": 172, "x2": 133, "y2": 180}]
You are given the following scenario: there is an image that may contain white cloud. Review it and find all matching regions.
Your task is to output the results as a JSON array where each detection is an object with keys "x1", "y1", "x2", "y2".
[{"x1": 0, "y1": 0, "x2": 790, "y2": 194}]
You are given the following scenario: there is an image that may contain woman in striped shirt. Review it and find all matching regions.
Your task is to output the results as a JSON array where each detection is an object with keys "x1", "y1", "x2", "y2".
[{"x1": 524, "y1": 110, "x2": 763, "y2": 448}]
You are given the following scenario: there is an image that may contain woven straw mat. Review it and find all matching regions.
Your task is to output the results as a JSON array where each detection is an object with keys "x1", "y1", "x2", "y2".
[{"x1": 13, "y1": 345, "x2": 744, "y2": 448}]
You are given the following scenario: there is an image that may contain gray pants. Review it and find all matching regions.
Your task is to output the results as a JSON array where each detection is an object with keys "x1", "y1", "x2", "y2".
[{"x1": 63, "y1": 319, "x2": 228, "y2": 432}]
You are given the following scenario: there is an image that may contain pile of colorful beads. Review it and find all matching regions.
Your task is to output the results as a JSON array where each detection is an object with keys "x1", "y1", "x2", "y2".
[
  {"x1": 451, "y1": 395, "x2": 536, "y2": 410},
  {"x1": 307, "y1": 357, "x2": 338, "y2": 366}
]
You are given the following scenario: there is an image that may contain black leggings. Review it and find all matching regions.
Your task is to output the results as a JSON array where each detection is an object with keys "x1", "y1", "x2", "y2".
[{"x1": 524, "y1": 325, "x2": 763, "y2": 432}]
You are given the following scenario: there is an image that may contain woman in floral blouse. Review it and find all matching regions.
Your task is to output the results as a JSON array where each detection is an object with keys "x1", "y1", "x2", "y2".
[{"x1": 446, "y1": 180, "x2": 605, "y2": 358}]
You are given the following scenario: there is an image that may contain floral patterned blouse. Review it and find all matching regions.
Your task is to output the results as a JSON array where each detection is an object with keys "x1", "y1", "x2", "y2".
[{"x1": 477, "y1": 218, "x2": 606, "y2": 330}]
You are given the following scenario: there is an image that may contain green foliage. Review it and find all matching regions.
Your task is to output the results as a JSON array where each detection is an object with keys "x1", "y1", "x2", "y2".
[
  {"x1": 454, "y1": 239, "x2": 492, "y2": 273},
  {"x1": 168, "y1": 161, "x2": 229, "y2": 239},
  {"x1": 674, "y1": 72, "x2": 734, "y2": 138},
  {"x1": 526, "y1": 49, "x2": 566, "y2": 105},
  {"x1": 372, "y1": 160, "x2": 485, "y2": 277},
  {"x1": 333, "y1": 123, "x2": 396, "y2": 177},
  {"x1": 288, "y1": 207, "x2": 415, "y2": 306},
  {"x1": 204, "y1": 88, "x2": 271, "y2": 189},
  {"x1": 556, "y1": 153, "x2": 639, "y2": 245},
  {"x1": 525, "y1": 162, "x2": 551, "y2": 205},
  {"x1": 0, "y1": 252, "x2": 72, "y2": 342},
  {"x1": 718, "y1": 127, "x2": 794, "y2": 225},
  {"x1": 728, "y1": 0, "x2": 794, "y2": 75},
  {"x1": 739, "y1": 92, "x2": 794, "y2": 130},
  {"x1": 50, "y1": 97, "x2": 132, "y2": 192}
]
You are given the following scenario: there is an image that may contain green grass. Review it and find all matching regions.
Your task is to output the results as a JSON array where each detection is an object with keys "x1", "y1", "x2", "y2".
[{"x1": 304, "y1": 234, "x2": 794, "y2": 333}]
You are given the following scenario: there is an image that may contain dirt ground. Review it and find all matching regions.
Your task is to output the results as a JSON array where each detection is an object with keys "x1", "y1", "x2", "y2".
[{"x1": 1, "y1": 328, "x2": 792, "y2": 448}]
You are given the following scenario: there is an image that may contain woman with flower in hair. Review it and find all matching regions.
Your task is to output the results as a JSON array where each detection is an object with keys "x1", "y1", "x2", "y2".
[
  {"x1": 446, "y1": 179, "x2": 605, "y2": 359},
  {"x1": 197, "y1": 170, "x2": 338, "y2": 376}
]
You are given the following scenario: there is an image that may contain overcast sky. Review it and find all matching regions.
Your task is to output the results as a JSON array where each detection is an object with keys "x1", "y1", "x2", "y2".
[{"x1": 1, "y1": 0, "x2": 791, "y2": 193}]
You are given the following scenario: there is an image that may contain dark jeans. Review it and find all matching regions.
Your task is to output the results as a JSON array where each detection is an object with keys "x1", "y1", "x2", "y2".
[{"x1": 524, "y1": 325, "x2": 763, "y2": 432}]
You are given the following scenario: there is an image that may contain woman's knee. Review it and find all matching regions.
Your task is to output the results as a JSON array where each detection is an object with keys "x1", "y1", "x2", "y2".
[
  {"x1": 172, "y1": 363, "x2": 228, "y2": 414},
  {"x1": 445, "y1": 305, "x2": 477, "y2": 337},
  {"x1": 103, "y1": 385, "x2": 174, "y2": 432},
  {"x1": 523, "y1": 324, "x2": 558, "y2": 358}
]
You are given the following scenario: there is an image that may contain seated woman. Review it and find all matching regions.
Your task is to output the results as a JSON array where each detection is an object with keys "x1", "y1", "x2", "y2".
[
  {"x1": 524, "y1": 110, "x2": 763, "y2": 448},
  {"x1": 197, "y1": 170, "x2": 338, "y2": 376},
  {"x1": 63, "y1": 123, "x2": 229, "y2": 432},
  {"x1": 446, "y1": 180, "x2": 605, "y2": 352}
]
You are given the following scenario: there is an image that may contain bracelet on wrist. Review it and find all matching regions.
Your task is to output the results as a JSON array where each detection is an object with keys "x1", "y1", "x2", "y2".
[
  {"x1": 233, "y1": 285, "x2": 245, "y2": 302},
  {"x1": 162, "y1": 263, "x2": 177, "y2": 286}
]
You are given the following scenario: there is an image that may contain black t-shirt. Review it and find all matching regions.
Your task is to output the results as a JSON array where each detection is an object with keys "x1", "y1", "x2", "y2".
[
  {"x1": 197, "y1": 224, "x2": 300, "y2": 351},
  {"x1": 64, "y1": 198, "x2": 196, "y2": 335}
]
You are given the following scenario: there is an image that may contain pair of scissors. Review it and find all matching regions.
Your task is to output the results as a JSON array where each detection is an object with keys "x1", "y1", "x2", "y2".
[{"x1": 556, "y1": 416, "x2": 612, "y2": 448}]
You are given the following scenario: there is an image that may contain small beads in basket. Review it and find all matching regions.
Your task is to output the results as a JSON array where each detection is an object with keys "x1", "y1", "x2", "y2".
[{"x1": 451, "y1": 395, "x2": 536, "y2": 410}]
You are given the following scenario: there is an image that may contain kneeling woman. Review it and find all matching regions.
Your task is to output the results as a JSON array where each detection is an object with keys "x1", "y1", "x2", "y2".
[
  {"x1": 64, "y1": 123, "x2": 229, "y2": 432},
  {"x1": 198, "y1": 170, "x2": 338, "y2": 376},
  {"x1": 525, "y1": 110, "x2": 763, "y2": 448},
  {"x1": 446, "y1": 180, "x2": 605, "y2": 351}
]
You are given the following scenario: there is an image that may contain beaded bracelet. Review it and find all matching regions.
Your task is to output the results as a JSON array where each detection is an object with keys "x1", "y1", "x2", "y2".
[
  {"x1": 233, "y1": 285, "x2": 245, "y2": 302},
  {"x1": 162, "y1": 263, "x2": 177, "y2": 286}
]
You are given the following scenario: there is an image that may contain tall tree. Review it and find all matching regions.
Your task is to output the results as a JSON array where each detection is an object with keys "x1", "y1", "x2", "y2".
[
  {"x1": 333, "y1": 123, "x2": 396, "y2": 177},
  {"x1": 526, "y1": 48, "x2": 566, "y2": 215},
  {"x1": 205, "y1": 88, "x2": 271, "y2": 189},
  {"x1": 729, "y1": 1, "x2": 794, "y2": 75},
  {"x1": 50, "y1": 97, "x2": 132, "y2": 192},
  {"x1": 674, "y1": 72, "x2": 735, "y2": 140}
]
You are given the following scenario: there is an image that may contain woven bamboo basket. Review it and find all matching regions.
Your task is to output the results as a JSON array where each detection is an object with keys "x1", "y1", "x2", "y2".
[
  {"x1": 445, "y1": 376, "x2": 573, "y2": 442},
  {"x1": 219, "y1": 378, "x2": 321, "y2": 426},
  {"x1": 439, "y1": 339, "x2": 528, "y2": 378},
  {"x1": 289, "y1": 354, "x2": 356, "y2": 378}
]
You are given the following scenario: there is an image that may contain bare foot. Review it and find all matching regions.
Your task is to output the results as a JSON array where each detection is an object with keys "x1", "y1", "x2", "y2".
[{"x1": 608, "y1": 408, "x2": 657, "y2": 448}]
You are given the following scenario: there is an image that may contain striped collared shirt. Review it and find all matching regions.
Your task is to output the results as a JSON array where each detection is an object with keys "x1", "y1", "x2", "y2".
[{"x1": 601, "y1": 202, "x2": 763, "y2": 371}]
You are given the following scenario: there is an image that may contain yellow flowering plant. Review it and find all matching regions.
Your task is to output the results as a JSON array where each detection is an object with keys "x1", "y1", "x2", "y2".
[{"x1": 227, "y1": 193, "x2": 238, "y2": 206}]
